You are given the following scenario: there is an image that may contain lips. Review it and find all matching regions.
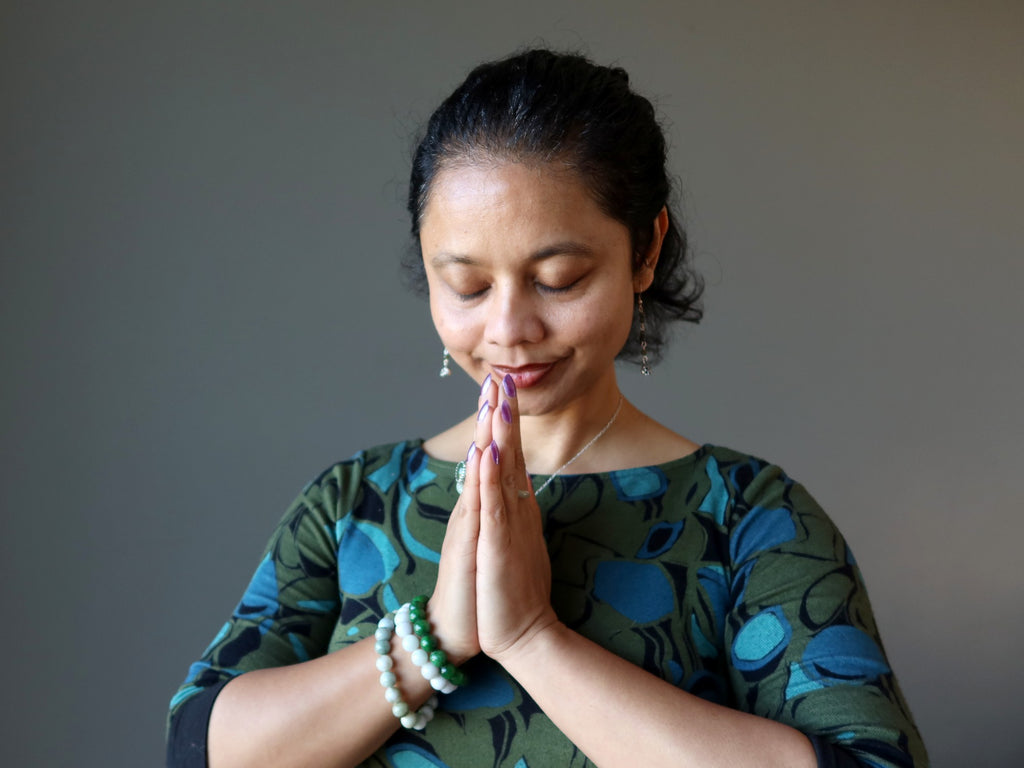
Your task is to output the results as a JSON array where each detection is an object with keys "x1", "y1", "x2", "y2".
[{"x1": 490, "y1": 362, "x2": 557, "y2": 390}]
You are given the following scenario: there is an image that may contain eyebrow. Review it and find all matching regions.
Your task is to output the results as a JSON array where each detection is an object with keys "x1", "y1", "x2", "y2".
[{"x1": 430, "y1": 241, "x2": 596, "y2": 268}]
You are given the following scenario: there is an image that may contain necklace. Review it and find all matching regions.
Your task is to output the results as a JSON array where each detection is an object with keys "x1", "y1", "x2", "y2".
[
  {"x1": 531, "y1": 395, "x2": 624, "y2": 496},
  {"x1": 454, "y1": 395, "x2": 624, "y2": 496}
]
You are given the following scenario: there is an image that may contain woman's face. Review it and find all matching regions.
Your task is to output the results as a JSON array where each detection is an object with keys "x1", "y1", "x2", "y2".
[{"x1": 420, "y1": 160, "x2": 656, "y2": 416}]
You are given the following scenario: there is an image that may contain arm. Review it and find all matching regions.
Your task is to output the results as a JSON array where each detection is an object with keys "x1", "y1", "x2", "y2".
[
  {"x1": 167, "y1": 456, "x2": 480, "y2": 768},
  {"x1": 497, "y1": 623, "x2": 817, "y2": 767},
  {"x1": 467, "y1": 383, "x2": 811, "y2": 768},
  {"x1": 206, "y1": 634, "x2": 433, "y2": 768},
  {"x1": 717, "y1": 457, "x2": 928, "y2": 766},
  {"x1": 470, "y1": 382, "x2": 925, "y2": 767}
]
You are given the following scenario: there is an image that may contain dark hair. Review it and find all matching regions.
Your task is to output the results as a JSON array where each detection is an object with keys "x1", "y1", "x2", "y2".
[{"x1": 404, "y1": 48, "x2": 703, "y2": 365}]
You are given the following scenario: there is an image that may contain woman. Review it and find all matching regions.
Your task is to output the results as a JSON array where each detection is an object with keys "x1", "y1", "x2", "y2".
[{"x1": 167, "y1": 49, "x2": 927, "y2": 767}]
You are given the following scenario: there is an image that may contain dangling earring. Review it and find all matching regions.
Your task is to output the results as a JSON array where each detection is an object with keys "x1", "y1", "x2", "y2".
[
  {"x1": 439, "y1": 347, "x2": 452, "y2": 378},
  {"x1": 637, "y1": 294, "x2": 651, "y2": 376}
]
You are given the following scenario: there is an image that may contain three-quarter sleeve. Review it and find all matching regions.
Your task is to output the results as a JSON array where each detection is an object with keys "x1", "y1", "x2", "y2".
[
  {"x1": 716, "y1": 456, "x2": 927, "y2": 767},
  {"x1": 166, "y1": 458, "x2": 363, "y2": 766}
]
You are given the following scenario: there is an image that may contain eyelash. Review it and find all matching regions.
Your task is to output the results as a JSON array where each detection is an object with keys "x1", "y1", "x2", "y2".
[
  {"x1": 452, "y1": 278, "x2": 582, "y2": 302},
  {"x1": 536, "y1": 280, "x2": 578, "y2": 295}
]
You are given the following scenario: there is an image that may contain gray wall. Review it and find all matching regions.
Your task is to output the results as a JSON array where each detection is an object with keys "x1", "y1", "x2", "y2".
[{"x1": 2, "y1": 2, "x2": 1021, "y2": 765}]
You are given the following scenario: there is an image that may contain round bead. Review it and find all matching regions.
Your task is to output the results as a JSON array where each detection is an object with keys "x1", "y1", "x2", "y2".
[
  {"x1": 410, "y1": 648, "x2": 428, "y2": 666},
  {"x1": 429, "y1": 675, "x2": 447, "y2": 691},
  {"x1": 412, "y1": 618, "x2": 431, "y2": 638},
  {"x1": 379, "y1": 671, "x2": 396, "y2": 688},
  {"x1": 411, "y1": 594, "x2": 428, "y2": 608},
  {"x1": 377, "y1": 615, "x2": 395, "y2": 630},
  {"x1": 420, "y1": 662, "x2": 440, "y2": 681},
  {"x1": 402, "y1": 633, "x2": 420, "y2": 653},
  {"x1": 392, "y1": 701, "x2": 409, "y2": 718},
  {"x1": 408, "y1": 604, "x2": 425, "y2": 621},
  {"x1": 440, "y1": 665, "x2": 466, "y2": 686},
  {"x1": 419, "y1": 634, "x2": 438, "y2": 653},
  {"x1": 428, "y1": 650, "x2": 447, "y2": 668},
  {"x1": 440, "y1": 680, "x2": 457, "y2": 695},
  {"x1": 374, "y1": 639, "x2": 390, "y2": 655},
  {"x1": 375, "y1": 655, "x2": 393, "y2": 672},
  {"x1": 395, "y1": 620, "x2": 413, "y2": 638},
  {"x1": 374, "y1": 627, "x2": 391, "y2": 641},
  {"x1": 384, "y1": 686, "x2": 401, "y2": 703},
  {"x1": 400, "y1": 713, "x2": 418, "y2": 729}
]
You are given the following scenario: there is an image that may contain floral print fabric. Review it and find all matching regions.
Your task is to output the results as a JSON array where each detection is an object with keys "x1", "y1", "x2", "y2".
[{"x1": 169, "y1": 442, "x2": 926, "y2": 767}]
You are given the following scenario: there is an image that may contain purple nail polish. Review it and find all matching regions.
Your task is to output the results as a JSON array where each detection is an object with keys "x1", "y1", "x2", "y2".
[
  {"x1": 490, "y1": 440, "x2": 500, "y2": 464},
  {"x1": 500, "y1": 401, "x2": 512, "y2": 424},
  {"x1": 477, "y1": 401, "x2": 491, "y2": 422},
  {"x1": 466, "y1": 441, "x2": 476, "y2": 461},
  {"x1": 502, "y1": 374, "x2": 516, "y2": 398},
  {"x1": 480, "y1": 373, "x2": 492, "y2": 394}
]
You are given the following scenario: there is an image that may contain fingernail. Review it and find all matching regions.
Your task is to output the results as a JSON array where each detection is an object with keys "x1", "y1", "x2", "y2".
[
  {"x1": 477, "y1": 401, "x2": 491, "y2": 422},
  {"x1": 490, "y1": 440, "x2": 500, "y2": 464},
  {"x1": 502, "y1": 374, "x2": 516, "y2": 398},
  {"x1": 500, "y1": 401, "x2": 512, "y2": 424},
  {"x1": 466, "y1": 441, "x2": 476, "y2": 461},
  {"x1": 480, "y1": 373, "x2": 492, "y2": 394}
]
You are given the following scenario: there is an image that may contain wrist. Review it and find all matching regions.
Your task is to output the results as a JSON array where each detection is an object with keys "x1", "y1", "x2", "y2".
[
  {"x1": 488, "y1": 614, "x2": 565, "y2": 670},
  {"x1": 426, "y1": 599, "x2": 478, "y2": 667}
]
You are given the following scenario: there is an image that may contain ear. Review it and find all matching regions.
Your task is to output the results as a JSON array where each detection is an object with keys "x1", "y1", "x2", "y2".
[{"x1": 633, "y1": 207, "x2": 668, "y2": 293}]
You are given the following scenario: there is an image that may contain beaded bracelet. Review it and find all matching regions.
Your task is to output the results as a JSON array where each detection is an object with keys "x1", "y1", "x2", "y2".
[
  {"x1": 374, "y1": 612, "x2": 438, "y2": 730},
  {"x1": 394, "y1": 595, "x2": 468, "y2": 691}
]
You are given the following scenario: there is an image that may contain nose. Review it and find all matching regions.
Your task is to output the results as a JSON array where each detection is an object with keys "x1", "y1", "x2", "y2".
[{"x1": 484, "y1": 283, "x2": 545, "y2": 348}]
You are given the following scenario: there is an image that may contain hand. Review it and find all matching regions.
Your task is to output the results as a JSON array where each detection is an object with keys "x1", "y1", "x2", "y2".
[
  {"x1": 427, "y1": 383, "x2": 496, "y2": 665},
  {"x1": 469, "y1": 374, "x2": 560, "y2": 662}
]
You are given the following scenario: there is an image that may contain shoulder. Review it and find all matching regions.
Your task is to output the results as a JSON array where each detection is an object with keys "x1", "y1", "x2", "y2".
[
  {"x1": 695, "y1": 445, "x2": 850, "y2": 571},
  {"x1": 698, "y1": 445, "x2": 797, "y2": 499},
  {"x1": 696, "y1": 445, "x2": 838, "y2": 536},
  {"x1": 296, "y1": 439, "x2": 428, "y2": 510}
]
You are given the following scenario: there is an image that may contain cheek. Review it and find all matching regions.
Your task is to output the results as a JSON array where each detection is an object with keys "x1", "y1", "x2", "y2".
[
  {"x1": 561, "y1": 289, "x2": 635, "y2": 349},
  {"x1": 428, "y1": 293, "x2": 477, "y2": 351}
]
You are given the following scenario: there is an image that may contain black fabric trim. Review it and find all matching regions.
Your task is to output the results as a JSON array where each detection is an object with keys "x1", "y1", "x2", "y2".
[
  {"x1": 809, "y1": 735, "x2": 865, "y2": 768},
  {"x1": 166, "y1": 681, "x2": 230, "y2": 768}
]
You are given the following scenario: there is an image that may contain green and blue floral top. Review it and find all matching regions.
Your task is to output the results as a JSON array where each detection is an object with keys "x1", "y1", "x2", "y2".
[{"x1": 168, "y1": 441, "x2": 927, "y2": 767}]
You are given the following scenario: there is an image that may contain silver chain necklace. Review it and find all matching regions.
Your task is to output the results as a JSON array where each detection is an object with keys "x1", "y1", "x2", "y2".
[
  {"x1": 531, "y1": 395, "x2": 624, "y2": 496},
  {"x1": 454, "y1": 395, "x2": 624, "y2": 496}
]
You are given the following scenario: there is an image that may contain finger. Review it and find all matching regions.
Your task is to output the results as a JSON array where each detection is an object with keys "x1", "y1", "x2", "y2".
[
  {"x1": 477, "y1": 428, "x2": 508, "y2": 534},
  {"x1": 432, "y1": 439, "x2": 482, "y2": 663},
  {"x1": 491, "y1": 378, "x2": 528, "y2": 508},
  {"x1": 448, "y1": 441, "x2": 481, "y2": 536},
  {"x1": 476, "y1": 372, "x2": 496, "y2": 411},
  {"x1": 474, "y1": 380, "x2": 497, "y2": 466},
  {"x1": 497, "y1": 374, "x2": 530, "y2": 498}
]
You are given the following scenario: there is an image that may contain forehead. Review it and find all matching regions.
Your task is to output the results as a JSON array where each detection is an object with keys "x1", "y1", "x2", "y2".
[
  {"x1": 419, "y1": 160, "x2": 619, "y2": 249},
  {"x1": 428, "y1": 160, "x2": 587, "y2": 211}
]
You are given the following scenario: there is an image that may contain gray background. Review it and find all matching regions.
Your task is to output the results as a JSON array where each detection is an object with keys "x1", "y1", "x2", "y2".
[{"x1": 2, "y1": 1, "x2": 1021, "y2": 766}]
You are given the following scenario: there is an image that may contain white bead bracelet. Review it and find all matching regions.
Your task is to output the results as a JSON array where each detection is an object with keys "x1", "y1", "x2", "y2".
[
  {"x1": 394, "y1": 602, "x2": 458, "y2": 694},
  {"x1": 374, "y1": 611, "x2": 438, "y2": 730}
]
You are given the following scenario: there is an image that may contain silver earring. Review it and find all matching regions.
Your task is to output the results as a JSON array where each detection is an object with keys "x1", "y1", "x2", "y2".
[
  {"x1": 637, "y1": 294, "x2": 651, "y2": 376},
  {"x1": 439, "y1": 347, "x2": 452, "y2": 378}
]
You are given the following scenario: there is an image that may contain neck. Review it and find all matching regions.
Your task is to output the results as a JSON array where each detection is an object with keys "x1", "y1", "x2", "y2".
[{"x1": 518, "y1": 375, "x2": 625, "y2": 475}]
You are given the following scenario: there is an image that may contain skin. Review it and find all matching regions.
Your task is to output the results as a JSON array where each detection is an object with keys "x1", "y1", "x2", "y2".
[
  {"x1": 420, "y1": 161, "x2": 696, "y2": 474},
  {"x1": 205, "y1": 160, "x2": 816, "y2": 767}
]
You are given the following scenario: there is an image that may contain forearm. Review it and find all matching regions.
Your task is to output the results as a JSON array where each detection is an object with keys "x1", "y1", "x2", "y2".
[
  {"x1": 206, "y1": 635, "x2": 436, "y2": 768},
  {"x1": 498, "y1": 622, "x2": 817, "y2": 768}
]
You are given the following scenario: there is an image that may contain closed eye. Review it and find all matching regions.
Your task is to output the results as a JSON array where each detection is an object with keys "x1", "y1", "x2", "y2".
[
  {"x1": 453, "y1": 285, "x2": 488, "y2": 302},
  {"x1": 536, "y1": 276, "x2": 583, "y2": 295}
]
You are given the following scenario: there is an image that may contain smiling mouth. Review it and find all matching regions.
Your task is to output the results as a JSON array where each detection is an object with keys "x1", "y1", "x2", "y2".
[{"x1": 490, "y1": 362, "x2": 557, "y2": 389}]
